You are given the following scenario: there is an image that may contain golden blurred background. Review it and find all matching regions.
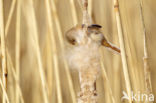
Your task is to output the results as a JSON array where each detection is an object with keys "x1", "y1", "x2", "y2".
[{"x1": 0, "y1": 0, "x2": 156, "y2": 103}]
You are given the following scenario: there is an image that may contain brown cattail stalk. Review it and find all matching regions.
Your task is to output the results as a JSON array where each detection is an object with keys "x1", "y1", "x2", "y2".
[
  {"x1": 113, "y1": 0, "x2": 132, "y2": 102},
  {"x1": 81, "y1": 0, "x2": 92, "y2": 26},
  {"x1": 15, "y1": 0, "x2": 21, "y2": 103},
  {"x1": 0, "y1": 0, "x2": 8, "y2": 103},
  {"x1": 76, "y1": 0, "x2": 99, "y2": 103},
  {"x1": 138, "y1": 0, "x2": 152, "y2": 94}
]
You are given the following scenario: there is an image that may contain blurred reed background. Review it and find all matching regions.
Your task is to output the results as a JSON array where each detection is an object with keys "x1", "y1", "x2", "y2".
[{"x1": 0, "y1": 0, "x2": 156, "y2": 103}]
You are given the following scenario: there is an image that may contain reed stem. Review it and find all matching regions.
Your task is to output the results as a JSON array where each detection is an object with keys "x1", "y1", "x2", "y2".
[
  {"x1": 100, "y1": 49, "x2": 115, "y2": 103},
  {"x1": 6, "y1": 49, "x2": 25, "y2": 103},
  {"x1": 50, "y1": 0, "x2": 77, "y2": 103},
  {"x1": 0, "y1": 78, "x2": 10, "y2": 103},
  {"x1": 70, "y1": 0, "x2": 78, "y2": 25},
  {"x1": 138, "y1": 0, "x2": 152, "y2": 94},
  {"x1": 0, "y1": 0, "x2": 8, "y2": 103},
  {"x1": 45, "y1": 0, "x2": 63, "y2": 103},
  {"x1": 15, "y1": 0, "x2": 21, "y2": 102},
  {"x1": 29, "y1": 0, "x2": 49, "y2": 103},
  {"x1": 113, "y1": 0, "x2": 132, "y2": 102},
  {"x1": 5, "y1": 0, "x2": 17, "y2": 37}
]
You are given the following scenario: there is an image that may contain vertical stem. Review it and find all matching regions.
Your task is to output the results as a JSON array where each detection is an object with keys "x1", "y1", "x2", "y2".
[
  {"x1": 50, "y1": 0, "x2": 77, "y2": 103},
  {"x1": 81, "y1": 0, "x2": 91, "y2": 26},
  {"x1": 45, "y1": 0, "x2": 63, "y2": 103},
  {"x1": 88, "y1": 0, "x2": 93, "y2": 18},
  {"x1": 113, "y1": 0, "x2": 132, "y2": 102},
  {"x1": 78, "y1": 0, "x2": 98, "y2": 103},
  {"x1": 78, "y1": 70, "x2": 98, "y2": 103},
  {"x1": 100, "y1": 49, "x2": 115, "y2": 103},
  {"x1": 5, "y1": 0, "x2": 17, "y2": 37},
  {"x1": 29, "y1": 0, "x2": 49, "y2": 103},
  {"x1": 7, "y1": 50, "x2": 25, "y2": 103},
  {"x1": 69, "y1": 0, "x2": 78, "y2": 25},
  {"x1": 45, "y1": 33, "x2": 53, "y2": 100},
  {"x1": 0, "y1": 78, "x2": 10, "y2": 103},
  {"x1": 138, "y1": 0, "x2": 152, "y2": 94},
  {"x1": 0, "y1": 0, "x2": 8, "y2": 103},
  {"x1": 15, "y1": 0, "x2": 21, "y2": 103}
]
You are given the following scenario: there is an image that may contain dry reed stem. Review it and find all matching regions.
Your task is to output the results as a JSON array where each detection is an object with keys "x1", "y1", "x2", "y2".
[
  {"x1": 113, "y1": 0, "x2": 132, "y2": 102},
  {"x1": 76, "y1": 0, "x2": 83, "y2": 11},
  {"x1": 112, "y1": 38, "x2": 121, "y2": 102},
  {"x1": 5, "y1": 0, "x2": 17, "y2": 37},
  {"x1": 0, "y1": 0, "x2": 8, "y2": 103},
  {"x1": 120, "y1": 1, "x2": 142, "y2": 90},
  {"x1": 45, "y1": 33, "x2": 53, "y2": 99},
  {"x1": 45, "y1": 0, "x2": 63, "y2": 103},
  {"x1": 100, "y1": 49, "x2": 115, "y2": 103},
  {"x1": 29, "y1": 0, "x2": 49, "y2": 103},
  {"x1": 6, "y1": 49, "x2": 25, "y2": 103},
  {"x1": 69, "y1": 0, "x2": 78, "y2": 25},
  {"x1": 50, "y1": 0, "x2": 64, "y2": 45},
  {"x1": 51, "y1": 36, "x2": 62, "y2": 103},
  {"x1": 68, "y1": 1, "x2": 81, "y2": 102},
  {"x1": 119, "y1": 10, "x2": 140, "y2": 90},
  {"x1": 15, "y1": 0, "x2": 21, "y2": 102},
  {"x1": 88, "y1": 0, "x2": 93, "y2": 18},
  {"x1": 138, "y1": 0, "x2": 152, "y2": 94},
  {"x1": 0, "y1": 78, "x2": 10, "y2": 103},
  {"x1": 50, "y1": 0, "x2": 77, "y2": 103}
]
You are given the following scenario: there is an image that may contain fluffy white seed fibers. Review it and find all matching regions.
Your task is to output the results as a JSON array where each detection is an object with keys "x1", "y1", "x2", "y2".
[{"x1": 66, "y1": 42, "x2": 101, "y2": 74}]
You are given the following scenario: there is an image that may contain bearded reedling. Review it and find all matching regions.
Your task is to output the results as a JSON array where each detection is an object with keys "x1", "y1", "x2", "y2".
[{"x1": 65, "y1": 24, "x2": 120, "y2": 103}]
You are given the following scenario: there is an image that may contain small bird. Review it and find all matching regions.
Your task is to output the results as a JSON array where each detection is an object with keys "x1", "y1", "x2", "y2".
[{"x1": 65, "y1": 24, "x2": 120, "y2": 53}]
